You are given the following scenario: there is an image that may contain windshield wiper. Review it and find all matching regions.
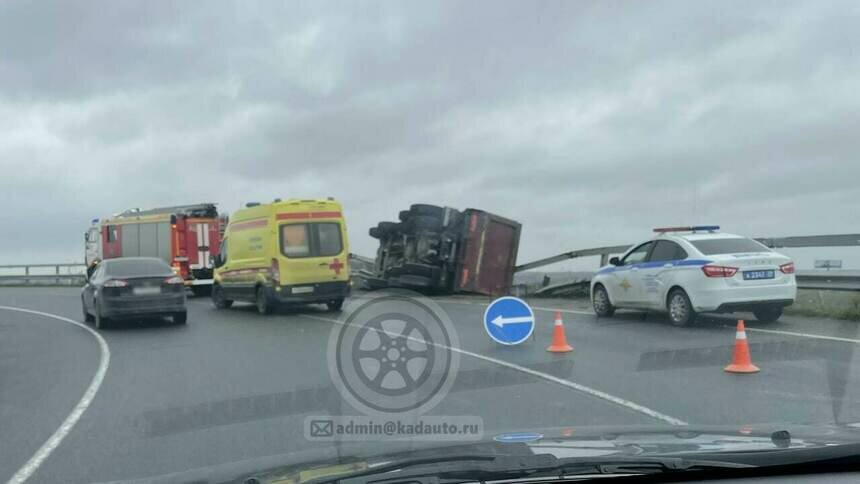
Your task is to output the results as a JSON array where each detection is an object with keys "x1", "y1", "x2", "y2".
[{"x1": 303, "y1": 453, "x2": 753, "y2": 484}]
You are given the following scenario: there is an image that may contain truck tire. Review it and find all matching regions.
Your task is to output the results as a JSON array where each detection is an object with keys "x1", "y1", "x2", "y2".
[
  {"x1": 667, "y1": 288, "x2": 696, "y2": 326},
  {"x1": 191, "y1": 285, "x2": 211, "y2": 297},
  {"x1": 212, "y1": 285, "x2": 233, "y2": 309},
  {"x1": 173, "y1": 311, "x2": 188, "y2": 325},
  {"x1": 410, "y1": 204, "x2": 444, "y2": 218},
  {"x1": 377, "y1": 222, "x2": 401, "y2": 235},
  {"x1": 256, "y1": 286, "x2": 273, "y2": 315},
  {"x1": 592, "y1": 284, "x2": 615, "y2": 317},
  {"x1": 407, "y1": 215, "x2": 443, "y2": 231},
  {"x1": 753, "y1": 306, "x2": 783, "y2": 324}
]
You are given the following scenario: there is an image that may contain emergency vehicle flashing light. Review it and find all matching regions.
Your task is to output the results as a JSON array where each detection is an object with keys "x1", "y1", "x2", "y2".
[{"x1": 653, "y1": 225, "x2": 720, "y2": 233}]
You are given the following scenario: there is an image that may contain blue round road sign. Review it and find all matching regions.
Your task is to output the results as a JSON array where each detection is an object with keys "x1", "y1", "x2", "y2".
[{"x1": 483, "y1": 296, "x2": 535, "y2": 345}]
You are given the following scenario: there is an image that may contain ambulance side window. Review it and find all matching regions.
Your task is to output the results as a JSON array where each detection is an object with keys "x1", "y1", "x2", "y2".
[
  {"x1": 106, "y1": 226, "x2": 117, "y2": 242},
  {"x1": 281, "y1": 224, "x2": 312, "y2": 257}
]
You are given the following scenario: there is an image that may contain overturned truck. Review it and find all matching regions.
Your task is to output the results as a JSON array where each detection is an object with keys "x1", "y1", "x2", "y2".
[{"x1": 365, "y1": 204, "x2": 521, "y2": 296}]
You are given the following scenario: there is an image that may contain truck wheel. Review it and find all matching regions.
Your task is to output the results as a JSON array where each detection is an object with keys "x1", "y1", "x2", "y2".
[
  {"x1": 377, "y1": 221, "x2": 401, "y2": 235},
  {"x1": 592, "y1": 284, "x2": 615, "y2": 317},
  {"x1": 407, "y1": 215, "x2": 443, "y2": 231},
  {"x1": 326, "y1": 298, "x2": 344, "y2": 312},
  {"x1": 753, "y1": 306, "x2": 783, "y2": 323},
  {"x1": 256, "y1": 286, "x2": 273, "y2": 315},
  {"x1": 94, "y1": 301, "x2": 110, "y2": 330},
  {"x1": 667, "y1": 289, "x2": 696, "y2": 326},
  {"x1": 410, "y1": 204, "x2": 444, "y2": 218},
  {"x1": 81, "y1": 296, "x2": 94, "y2": 323},
  {"x1": 173, "y1": 311, "x2": 188, "y2": 325},
  {"x1": 212, "y1": 285, "x2": 233, "y2": 309}
]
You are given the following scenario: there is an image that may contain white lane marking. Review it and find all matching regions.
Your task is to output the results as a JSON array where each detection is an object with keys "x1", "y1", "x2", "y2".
[
  {"x1": 438, "y1": 299, "x2": 860, "y2": 345},
  {"x1": 1, "y1": 306, "x2": 111, "y2": 484},
  {"x1": 435, "y1": 298, "x2": 594, "y2": 316},
  {"x1": 739, "y1": 326, "x2": 860, "y2": 345},
  {"x1": 305, "y1": 314, "x2": 688, "y2": 427}
]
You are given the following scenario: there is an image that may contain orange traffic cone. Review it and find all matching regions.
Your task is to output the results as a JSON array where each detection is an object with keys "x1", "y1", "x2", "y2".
[
  {"x1": 724, "y1": 320, "x2": 759, "y2": 373},
  {"x1": 547, "y1": 311, "x2": 573, "y2": 353}
]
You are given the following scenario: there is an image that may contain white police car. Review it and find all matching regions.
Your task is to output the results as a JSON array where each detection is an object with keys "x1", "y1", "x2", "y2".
[{"x1": 591, "y1": 226, "x2": 797, "y2": 326}]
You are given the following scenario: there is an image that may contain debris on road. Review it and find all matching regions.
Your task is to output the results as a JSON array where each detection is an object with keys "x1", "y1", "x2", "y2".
[{"x1": 364, "y1": 204, "x2": 521, "y2": 295}]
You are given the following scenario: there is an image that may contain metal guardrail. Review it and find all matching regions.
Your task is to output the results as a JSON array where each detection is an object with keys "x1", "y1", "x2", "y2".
[
  {"x1": 516, "y1": 233, "x2": 860, "y2": 293},
  {"x1": 0, "y1": 263, "x2": 87, "y2": 286}
]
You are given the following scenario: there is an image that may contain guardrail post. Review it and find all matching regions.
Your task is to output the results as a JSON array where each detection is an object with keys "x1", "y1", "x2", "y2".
[
  {"x1": 599, "y1": 253, "x2": 609, "y2": 267},
  {"x1": 24, "y1": 265, "x2": 30, "y2": 285},
  {"x1": 55, "y1": 265, "x2": 60, "y2": 285}
]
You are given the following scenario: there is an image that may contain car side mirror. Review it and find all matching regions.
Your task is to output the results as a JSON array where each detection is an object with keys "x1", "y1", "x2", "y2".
[
  {"x1": 212, "y1": 254, "x2": 223, "y2": 268},
  {"x1": 609, "y1": 256, "x2": 621, "y2": 266}
]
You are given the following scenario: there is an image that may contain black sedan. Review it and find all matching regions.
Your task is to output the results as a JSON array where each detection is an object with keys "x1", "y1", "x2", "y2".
[{"x1": 82, "y1": 257, "x2": 187, "y2": 329}]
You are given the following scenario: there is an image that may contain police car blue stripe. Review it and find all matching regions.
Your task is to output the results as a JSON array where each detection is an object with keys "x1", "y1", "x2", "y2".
[{"x1": 597, "y1": 259, "x2": 712, "y2": 274}]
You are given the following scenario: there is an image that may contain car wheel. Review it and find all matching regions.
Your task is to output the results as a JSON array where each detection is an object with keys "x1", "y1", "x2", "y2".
[
  {"x1": 173, "y1": 311, "x2": 188, "y2": 325},
  {"x1": 94, "y1": 300, "x2": 110, "y2": 330},
  {"x1": 82, "y1": 297, "x2": 94, "y2": 323},
  {"x1": 753, "y1": 306, "x2": 783, "y2": 324},
  {"x1": 256, "y1": 286, "x2": 272, "y2": 315},
  {"x1": 326, "y1": 298, "x2": 344, "y2": 312},
  {"x1": 212, "y1": 285, "x2": 233, "y2": 309},
  {"x1": 667, "y1": 289, "x2": 696, "y2": 326},
  {"x1": 592, "y1": 284, "x2": 615, "y2": 317}
]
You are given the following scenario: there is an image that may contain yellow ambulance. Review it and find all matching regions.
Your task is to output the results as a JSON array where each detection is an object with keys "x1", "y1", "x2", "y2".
[{"x1": 212, "y1": 198, "x2": 350, "y2": 314}]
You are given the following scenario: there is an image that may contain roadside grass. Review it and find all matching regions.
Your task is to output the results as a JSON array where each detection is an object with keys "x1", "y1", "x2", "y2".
[{"x1": 786, "y1": 291, "x2": 860, "y2": 322}]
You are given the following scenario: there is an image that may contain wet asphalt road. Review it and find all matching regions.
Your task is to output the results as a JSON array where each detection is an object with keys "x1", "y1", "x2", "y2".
[{"x1": 1, "y1": 287, "x2": 859, "y2": 483}]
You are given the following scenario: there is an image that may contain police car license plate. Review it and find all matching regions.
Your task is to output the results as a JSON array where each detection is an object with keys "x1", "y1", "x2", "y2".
[
  {"x1": 133, "y1": 286, "x2": 161, "y2": 295},
  {"x1": 743, "y1": 270, "x2": 775, "y2": 280}
]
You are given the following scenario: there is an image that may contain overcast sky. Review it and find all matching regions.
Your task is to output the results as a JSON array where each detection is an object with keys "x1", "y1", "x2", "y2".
[{"x1": 1, "y1": 0, "x2": 858, "y2": 268}]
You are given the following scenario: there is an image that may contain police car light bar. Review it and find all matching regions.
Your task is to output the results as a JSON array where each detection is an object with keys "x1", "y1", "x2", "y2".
[{"x1": 653, "y1": 225, "x2": 720, "y2": 233}]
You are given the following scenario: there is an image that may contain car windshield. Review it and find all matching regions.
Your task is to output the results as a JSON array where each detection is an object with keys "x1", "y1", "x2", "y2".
[
  {"x1": 690, "y1": 238, "x2": 772, "y2": 255},
  {"x1": 2, "y1": 2, "x2": 860, "y2": 484},
  {"x1": 105, "y1": 259, "x2": 172, "y2": 277}
]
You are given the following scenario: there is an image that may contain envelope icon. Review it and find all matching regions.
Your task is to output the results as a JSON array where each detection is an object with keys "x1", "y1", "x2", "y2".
[{"x1": 310, "y1": 419, "x2": 333, "y2": 437}]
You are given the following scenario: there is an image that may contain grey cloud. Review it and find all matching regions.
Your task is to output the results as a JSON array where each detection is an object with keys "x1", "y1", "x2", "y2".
[{"x1": 0, "y1": 0, "x2": 858, "y2": 264}]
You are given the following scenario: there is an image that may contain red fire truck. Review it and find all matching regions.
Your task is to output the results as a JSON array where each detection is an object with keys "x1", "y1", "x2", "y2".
[{"x1": 85, "y1": 203, "x2": 223, "y2": 295}]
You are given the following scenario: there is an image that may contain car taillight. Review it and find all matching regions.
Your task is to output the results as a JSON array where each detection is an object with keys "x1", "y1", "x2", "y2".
[
  {"x1": 701, "y1": 265, "x2": 738, "y2": 277},
  {"x1": 164, "y1": 276, "x2": 184, "y2": 285},
  {"x1": 270, "y1": 258, "x2": 280, "y2": 283},
  {"x1": 780, "y1": 262, "x2": 796, "y2": 274},
  {"x1": 103, "y1": 279, "x2": 128, "y2": 287}
]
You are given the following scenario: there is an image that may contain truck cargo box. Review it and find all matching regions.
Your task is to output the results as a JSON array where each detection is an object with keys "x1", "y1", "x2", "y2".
[{"x1": 454, "y1": 209, "x2": 521, "y2": 295}]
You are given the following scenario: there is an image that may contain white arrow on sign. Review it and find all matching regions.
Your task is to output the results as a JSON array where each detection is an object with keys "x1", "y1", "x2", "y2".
[{"x1": 491, "y1": 315, "x2": 534, "y2": 328}]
